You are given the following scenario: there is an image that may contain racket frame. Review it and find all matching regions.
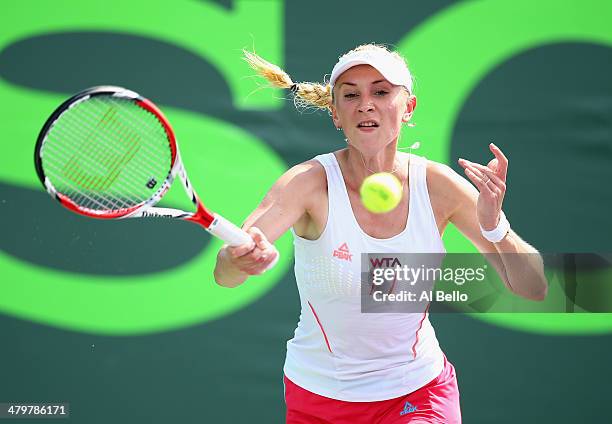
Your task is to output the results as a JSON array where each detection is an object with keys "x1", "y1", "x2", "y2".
[{"x1": 35, "y1": 86, "x2": 250, "y2": 246}]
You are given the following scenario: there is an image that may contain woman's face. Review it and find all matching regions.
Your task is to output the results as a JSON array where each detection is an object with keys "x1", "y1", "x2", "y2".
[{"x1": 331, "y1": 64, "x2": 416, "y2": 155}]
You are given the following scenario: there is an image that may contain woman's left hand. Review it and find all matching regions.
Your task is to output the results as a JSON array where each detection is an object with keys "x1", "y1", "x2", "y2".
[{"x1": 458, "y1": 143, "x2": 508, "y2": 231}]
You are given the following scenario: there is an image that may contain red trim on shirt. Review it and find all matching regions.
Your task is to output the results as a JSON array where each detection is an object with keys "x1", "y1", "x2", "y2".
[
  {"x1": 412, "y1": 304, "x2": 430, "y2": 359},
  {"x1": 308, "y1": 301, "x2": 333, "y2": 354}
]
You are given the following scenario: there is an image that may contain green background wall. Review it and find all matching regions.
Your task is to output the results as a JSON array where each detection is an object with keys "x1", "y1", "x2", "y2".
[{"x1": 1, "y1": 1, "x2": 611, "y2": 422}]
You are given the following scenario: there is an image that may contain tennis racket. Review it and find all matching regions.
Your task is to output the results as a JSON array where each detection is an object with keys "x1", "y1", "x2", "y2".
[{"x1": 34, "y1": 85, "x2": 251, "y2": 246}]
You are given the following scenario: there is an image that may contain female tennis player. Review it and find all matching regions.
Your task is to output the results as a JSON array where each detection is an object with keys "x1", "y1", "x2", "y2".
[{"x1": 214, "y1": 44, "x2": 547, "y2": 423}]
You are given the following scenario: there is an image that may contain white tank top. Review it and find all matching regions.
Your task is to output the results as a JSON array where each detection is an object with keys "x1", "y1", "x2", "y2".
[{"x1": 284, "y1": 152, "x2": 446, "y2": 402}]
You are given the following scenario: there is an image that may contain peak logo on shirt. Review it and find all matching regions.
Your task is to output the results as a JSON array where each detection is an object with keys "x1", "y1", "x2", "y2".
[{"x1": 332, "y1": 243, "x2": 353, "y2": 262}]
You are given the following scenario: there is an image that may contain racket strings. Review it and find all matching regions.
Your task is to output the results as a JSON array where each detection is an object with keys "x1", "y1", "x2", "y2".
[
  {"x1": 84, "y1": 99, "x2": 173, "y2": 206},
  {"x1": 43, "y1": 96, "x2": 173, "y2": 212},
  {"x1": 60, "y1": 108, "x2": 142, "y2": 201},
  {"x1": 47, "y1": 110, "x2": 148, "y2": 210},
  {"x1": 46, "y1": 113, "x2": 138, "y2": 211},
  {"x1": 64, "y1": 99, "x2": 168, "y2": 175},
  {"x1": 50, "y1": 107, "x2": 158, "y2": 208},
  {"x1": 53, "y1": 105, "x2": 166, "y2": 190}
]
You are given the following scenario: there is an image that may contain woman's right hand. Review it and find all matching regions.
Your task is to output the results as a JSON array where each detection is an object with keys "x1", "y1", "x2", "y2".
[{"x1": 224, "y1": 227, "x2": 279, "y2": 275}]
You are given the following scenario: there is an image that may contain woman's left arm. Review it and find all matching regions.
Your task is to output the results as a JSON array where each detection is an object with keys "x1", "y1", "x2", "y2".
[{"x1": 435, "y1": 143, "x2": 548, "y2": 301}]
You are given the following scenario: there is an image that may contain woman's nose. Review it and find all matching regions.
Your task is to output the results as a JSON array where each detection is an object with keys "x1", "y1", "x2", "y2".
[{"x1": 358, "y1": 97, "x2": 375, "y2": 112}]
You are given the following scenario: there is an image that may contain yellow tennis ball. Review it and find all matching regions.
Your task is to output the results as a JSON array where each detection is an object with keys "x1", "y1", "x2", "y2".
[{"x1": 360, "y1": 172, "x2": 403, "y2": 213}]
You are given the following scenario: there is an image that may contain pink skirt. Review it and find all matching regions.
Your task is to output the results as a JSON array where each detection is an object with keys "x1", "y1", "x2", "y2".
[{"x1": 284, "y1": 355, "x2": 461, "y2": 423}]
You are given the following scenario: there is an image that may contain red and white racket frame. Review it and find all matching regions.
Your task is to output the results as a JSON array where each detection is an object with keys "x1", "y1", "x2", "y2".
[{"x1": 35, "y1": 86, "x2": 251, "y2": 246}]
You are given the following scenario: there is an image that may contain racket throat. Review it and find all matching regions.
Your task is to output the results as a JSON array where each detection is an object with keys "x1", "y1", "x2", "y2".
[{"x1": 185, "y1": 203, "x2": 215, "y2": 228}]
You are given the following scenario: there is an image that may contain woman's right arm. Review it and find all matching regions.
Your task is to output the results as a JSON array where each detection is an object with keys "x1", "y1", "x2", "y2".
[{"x1": 213, "y1": 161, "x2": 323, "y2": 288}]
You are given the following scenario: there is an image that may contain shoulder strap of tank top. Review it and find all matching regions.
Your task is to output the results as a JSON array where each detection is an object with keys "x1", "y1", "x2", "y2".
[
  {"x1": 313, "y1": 153, "x2": 355, "y2": 223},
  {"x1": 409, "y1": 154, "x2": 427, "y2": 189},
  {"x1": 408, "y1": 154, "x2": 440, "y2": 231}
]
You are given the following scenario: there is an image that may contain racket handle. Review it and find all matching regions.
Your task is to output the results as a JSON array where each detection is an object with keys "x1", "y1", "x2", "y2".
[{"x1": 208, "y1": 214, "x2": 252, "y2": 246}]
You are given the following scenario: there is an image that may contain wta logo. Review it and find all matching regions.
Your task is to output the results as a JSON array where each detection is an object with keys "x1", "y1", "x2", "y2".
[
  {"x1": 332, "y1": 243, "x2": 352, "y2": 261},
  {"x1": 369, "y1": 257, "x2": 401, "y2": 268}
]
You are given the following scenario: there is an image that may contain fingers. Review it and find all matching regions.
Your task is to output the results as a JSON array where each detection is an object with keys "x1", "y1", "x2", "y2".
[
  {"x1": 486, "y1": 158, "x2": 499, "y2": 173},
  {"x1": 252, "y1": 247, "x2": 280, "y2": 275},
  {"x1": 238, "y1": 245, "x2": 279, "y2": 275},
  {"x1": 489, "y1": 143, "x2": 508, "y2": 180},
  {"x1": 457, "y1": 143, "x2": 508, "y2": 182},
  {"x1": 464, "y1": 167, "x2": 497, "y2": 196},
  {"x1": 227, "y1": 227, "x2": 268, "y2": 258},
  {"x1": 248, "y1": 227, "x2": 271, "y2": 250},
  {"x1": 459, "y1": 160, "x2": 506, "y2": 191},
  {"x1": 228, "y1": 239, "x2": 255, "y2": 258},
  {"x1": 228, "y1": 243, "x2": 255, "y2": 259},
  {"x1": 458, "y1": 159, "x2": 499, "y2": 195},
  {"x1": 227, "y1": 227, "x2": 279, "y2": 275}
]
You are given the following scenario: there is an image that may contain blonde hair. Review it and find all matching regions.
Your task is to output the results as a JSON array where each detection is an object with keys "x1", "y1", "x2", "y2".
[{"x1": 243, "y1": 44, "x2": 411, "y2": 112}]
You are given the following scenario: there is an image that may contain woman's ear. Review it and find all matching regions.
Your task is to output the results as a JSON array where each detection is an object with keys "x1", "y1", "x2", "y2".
[
  {"x1": 330, "y1": 104, "x2": 341, "y2": 129},
  {"x1": 402, "y1": 95, "x2": 417, "y2": 122}
]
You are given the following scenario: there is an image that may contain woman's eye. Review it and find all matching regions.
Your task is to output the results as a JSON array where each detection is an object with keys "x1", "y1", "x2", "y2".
[
  {"x1": 344, "y1": 93, "x2": 357, "y2": 99},
  {"x1": 375, "y1": 90, "x2": 389, "y2": 96}
]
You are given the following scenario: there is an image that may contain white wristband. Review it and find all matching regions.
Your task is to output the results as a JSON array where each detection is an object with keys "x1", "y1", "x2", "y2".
[{"x1": 480, "y1": 211, "x2": 510, "y2": 243}]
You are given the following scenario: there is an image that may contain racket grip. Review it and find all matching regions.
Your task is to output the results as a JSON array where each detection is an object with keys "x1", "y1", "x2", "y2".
[{"x1": 208, "y1": 214, "x2": 252, "y2": 246}]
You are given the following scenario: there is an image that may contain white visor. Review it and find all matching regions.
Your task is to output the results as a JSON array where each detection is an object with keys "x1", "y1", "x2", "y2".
[{"x1": 329, "y1": 49, "x2": 413, "y2": 93}]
